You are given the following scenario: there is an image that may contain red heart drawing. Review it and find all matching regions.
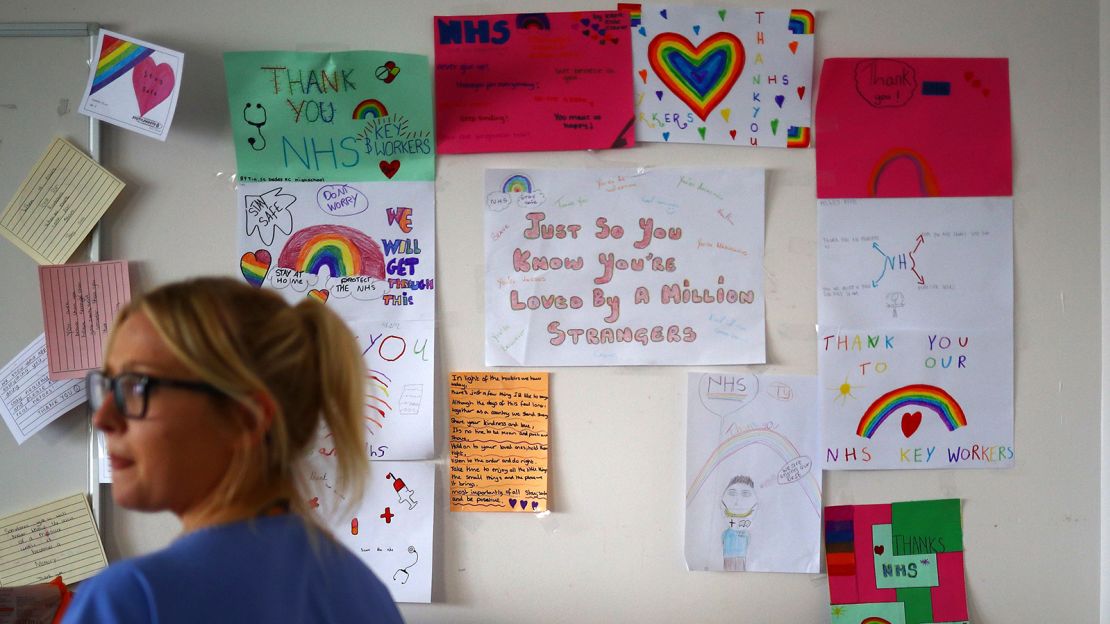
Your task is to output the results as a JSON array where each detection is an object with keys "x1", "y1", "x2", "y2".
[
  {"x1": 729, "y1": 129, "x2": 737, "y2": 140},
  {"x1": 638, "y1": 69, "x2": 648, "y2": 84},
  {"x1": 797, "y1": 85, "x2": 806, "y2": 100},
  {"x1": 874, "y1": 545, "x2": 884, "y2": 555},
  {"x1": 308, "y1": 497, "x2": 320, "y2": 509},
  {"x1": 788, "y1": 41, "x2": 799, "y2": 54},
  {"x1": 901, "y1": 411, "x2": 923, "y2": 438},
  {"x1": 132, "y1": 57, "x2": 175, "y2": 117},
  {"x1": 379, "y1": 160, "x2": 401, "y2": 179}
]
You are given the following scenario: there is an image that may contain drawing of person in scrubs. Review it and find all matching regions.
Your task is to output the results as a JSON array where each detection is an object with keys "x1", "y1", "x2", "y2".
[{"x1": 721, "y1": 475, "x2": 758, "y2": 571}]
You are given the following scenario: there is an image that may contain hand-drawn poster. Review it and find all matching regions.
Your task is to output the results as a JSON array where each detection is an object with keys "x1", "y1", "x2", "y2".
[
  {"x1": 449, "y1": 372, "x2": 549, "y2": 513},
  {"x1": 224, "y1": 51, "x2": 434, "y2": 182},
  {"x1": 628, "y1": 5, "x2": 814, "y2": 147},
  {"x1": 816, "y1": 58, "x2": 1011, "y2": 198},
  {"x1": 38, "y1": 260, "x2": 131, "y2": 380},
  {"x1": 818, "y1": 197, "x2": 1014, "y2": 470},
  {"x1": 485, "y1": 168, "x2": 765, "y2": 366},
  {"x1": 685, "y1": 373, "x2": 820, "y2": 573},
  {"x1": 304, "y1": 457, "x2": 434, "y2": 603},
  {"x1": 825, "y1": 499, "x2": 968, "y2": 624},
  {"x1": 78, "y1": 30, "x2": 184, "y2": 141},
  {"x1": 236, "y1": 181, "x2": 434, "y2": 459},
  {"x1": 0, "y1": 334, "x2": 86, "y2": 445},
  {"x1": 433, "y1": 10, "x2": 635, "y2": 153}
]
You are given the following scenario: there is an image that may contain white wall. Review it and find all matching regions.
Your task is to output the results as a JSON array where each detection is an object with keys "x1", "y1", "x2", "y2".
[{"x1": 0, "y1": 1, "x2": 1102, "y2": 621}]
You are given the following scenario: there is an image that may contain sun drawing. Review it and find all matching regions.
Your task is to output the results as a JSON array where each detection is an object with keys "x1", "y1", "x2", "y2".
[{"x1": 830, "y1": 376, "x2": 862, "y2": 405}]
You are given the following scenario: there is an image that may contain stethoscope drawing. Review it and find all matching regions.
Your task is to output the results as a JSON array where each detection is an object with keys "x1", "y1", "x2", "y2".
[
  {"x1": 393, "y1": 546, "x2": 418, "y2": 584},
  {"x1": 243, "y1": 102, "x2": 267, "y2": 151}
]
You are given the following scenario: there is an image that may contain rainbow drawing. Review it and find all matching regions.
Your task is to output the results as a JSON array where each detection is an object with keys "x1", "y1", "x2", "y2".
[
  {"x1": 239, "y1": 250, "x2": 271, "y2": 288},
  {"x1": 649, "y1": 32, "x2": 745, "y2": 121},
  {"x1": 868, "y1": 148, "x2": 940, "y2": 197},
  {"x1": 856, "y1": 384, "x2": 967, "y2": 439},
  {"x1": 352, "y1": 99, "x2": 388, "y2": 120},
  {"x1": 502, "y1": 174, "x2": 533, "y2": 193},
  {"x1": 618, "y1": 3, "x2": 642, "y2": 26},
  {"x1": 277, "y1": 224, "x2": 386, "y2": 279},
  {"x1": 90, "y1": 35, "x2": 155, "y2": 95},
  {"x1": 686, "y1": 428, "x2": 822, "y2": 516},
  {"x1": 788, "y1": 9, "x2": 816, "y2": 34},
  {"x1": 515, "y1": 13, "x2": 551, "y2": 30},
  {"x1": 859, "y1": 619, "x2": 891, "y2": 624},
  {"x1": 787, "y1": 125, "x2": 811, "y2": 148}
]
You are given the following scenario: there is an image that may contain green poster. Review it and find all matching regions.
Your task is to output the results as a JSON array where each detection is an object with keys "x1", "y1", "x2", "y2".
[
  {"x1": 891, "y1": 498, "x2": 963, "y2": 555},
  {"x1": 224, "y1": 50, "x2": 434, "y2": 182}
]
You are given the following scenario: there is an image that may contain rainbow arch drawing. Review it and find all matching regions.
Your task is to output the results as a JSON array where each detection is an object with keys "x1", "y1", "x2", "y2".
[
  {"x1": 859, "y1": 618, "x2": 891, "y2": 624},
  {"x1": 787, "y1": 125, "x2": 811, "y2": 148},
  {"x1": 514, "y1": 13, "x2": 551, "y2": 30},
  {"x1": 868, "y1": 147, "x2": 940, "y2": 197},
  {"x1": 352, "y1": 99, "x2": 388, "y2": 119},
  {"x1": 856, "y1": 384, "x2": 966, "y2": 438},
  {"x1": 686, "y1": 428, "x2": 821, "y2": 516},
  {"x1": 276, "y1": 224, "x2": 386, "y2": 279},
  {"x1": 787, "y1": 10, "x2": 816, "y2": 35},
  {"x1": 502, "y1": 174, "x2": 533, "y2": 193},
  {"x1": 91, "y1": 35, "x2": 155, "y2": 95}
]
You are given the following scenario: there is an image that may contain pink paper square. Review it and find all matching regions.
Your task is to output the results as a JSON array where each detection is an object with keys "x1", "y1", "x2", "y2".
[
  {"x1": 930, "y1": 551, "x2": 969, "y2": 620},
  {"x1": 38, "y1": 261, "x2": 131, "y2": 380},
  {"x1": 851, "y1": 503, "x2": 898, "y2": 603}
]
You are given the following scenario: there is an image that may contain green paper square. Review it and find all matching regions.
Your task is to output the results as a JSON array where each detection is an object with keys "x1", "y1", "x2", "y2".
[
  {"x1": 896, "y1": 587, "x2": 934, "y2": 624},
  {"x1": 873, "y1": 524, "x2": 939, "y2": 589},
  {"x1": 891, "y1": 499, "x2": 962, "y2": 555},
  {"x1": 830, "y1": 602, "x2": 907, "y2": 624}
]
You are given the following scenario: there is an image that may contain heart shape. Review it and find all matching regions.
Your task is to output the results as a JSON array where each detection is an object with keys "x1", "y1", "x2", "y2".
[
  {"x1": 770, "y1": 118, "x2": 779, "y2": 135},
  {"x1": 775, "y1": 94, "x2": 785, "y2": 108},
  {"x1": 789, "y1": 40, "x2": 799, "y2": 54},
  {"x1": 719, "y1": 108, "x2": 731, "y2": 122},
  {"x1": 648, "y1": 32, "x2": 745, "y2": 121},
  {"x1": 508, "y1": 498, "x2": 518, "y2": 509},
  {"x1": 662, "y1": 131, "x2": 670, "y2": 141},
  {"x1": 797, "y1": 86, "x2": 806, "y2": 100},
  {"x1": 638, "y1": 69, "x2": 648, "y2": 84},
  {"x1": 874, "y1": 545, "x2": 885, "y2": 555},
  {"x1": 309, "y1": 496, "x2": 320, "y2": 509},
  {"x1": 240, "y1": 250, "x2": 271, "y2": 288},
  {"x1": 718, "y1": 9, "x2": 727, "y2": 20},
  {"x1": 379, "y1": 160, "x2": 400, "y2": 179},
  {"x1": 132, "y1": 57, "x2": 175, "y2": 117},
  {"x1": 531, "y1": 501, "x2": 538, "y2": 510},
  {"x1": 659, "y1": 9, "x2": 668, "y2": 18},
  {"x1": 582, "y1": 29, "x2": 590, "y2": 36},
  {"x1": 308, "y1": 289, "x2": 329, "y2": 303},
  {"x1": 692, "y1": 25, "x2": 701, "y2": 35},
  {"x1": 729, "y1": 129, "x2": 736, "y2": 140},
  {"x1": 580, "y1": 18, "x2": 590, "y2": 26},
  {"x1": 638, "y1": 26, "x2": 647, "y2": 36},
  {"x1": 901, "y1": 411, "x2": 923, "y2": 438},
  {"x1": 697, "y1": 126, "x2": 706, "y2": 140}
]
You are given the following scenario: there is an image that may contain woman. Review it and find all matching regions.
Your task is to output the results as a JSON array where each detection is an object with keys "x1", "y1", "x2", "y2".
[{"x1": 64, "y1": 277, "x2": 404, "y2": 623}]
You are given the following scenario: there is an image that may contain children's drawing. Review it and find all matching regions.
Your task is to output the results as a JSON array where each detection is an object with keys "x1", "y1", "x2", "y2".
[
  {"x1": 485, "y1": 167, "x2": 766, "y2": 366},
  {"x1": 79, "y1": 30, "x2": 184, "y2": 140},
  {"x1": 818, "y1": 197, "x2": 1013, "y2": 470},
  {"x1": 629, "y1": 5, "x2": 815, "y2": 147},
  {"x1": 224, "y1": 50, "x2": 434, "y2": 182},
  {"x1": 816, "y1": 58, "x2": 1011, "y2": 198},
  {"x1": 686, "y1": 373, "x2": 820, "y2": 573},
  {"x1": 305, "y1": 458, "x2": 434, "y2": 603},
  {"x1": 825, "y1": 499, "x2": 968, "y2": 624}
]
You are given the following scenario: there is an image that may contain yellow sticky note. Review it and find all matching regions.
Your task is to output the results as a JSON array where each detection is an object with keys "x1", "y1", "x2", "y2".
[
  {"x1": 449, "y1": 372, "x2": 549, "y2": 513},
  {"x1": 0, "y1": 493, "x2": 108, "y2": 585},
  {"x1": 0, "y1": 138, "x2": 124, "y2": 265}
]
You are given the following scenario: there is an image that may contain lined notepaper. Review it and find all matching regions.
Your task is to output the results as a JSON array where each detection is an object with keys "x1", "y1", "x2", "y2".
[
  {"x1": 0, "y1": 493, "x2": 107, "y2": 587},
  {"x1": 38, "y1": 261, "x2": 131, "y2": 380},
  {"x1": 0, "y1": 334, "x2": 86, "y2": 444},
  {"x1": 0, "y1": 138, "x2": 124, "y2": 265}
]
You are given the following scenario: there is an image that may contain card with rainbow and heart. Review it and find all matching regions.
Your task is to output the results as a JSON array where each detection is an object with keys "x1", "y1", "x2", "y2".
[
  {"x1": 78, "y1": 30, "x2": 183, "y2": 141},
  {"x1": 627, "y1": 5, "x2": 814, "y2": 147},
  {"x1": 824, "y1": 499, "x2": 969, "y2": 624}
]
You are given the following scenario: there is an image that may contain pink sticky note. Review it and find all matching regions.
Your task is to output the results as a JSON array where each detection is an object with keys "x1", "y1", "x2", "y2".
[
  {"x1": 433, "y1": 11, "x2": 635, "y2": 154},
  {"x1": 816, "y1": 58, "x2": 1011, "y2": 198},
  {"x1": 930, "y1": 551, "x2": 970, "y2": 621},
  {"x1": 38, "y1": 261, "x2": 131, "y2": 380}
]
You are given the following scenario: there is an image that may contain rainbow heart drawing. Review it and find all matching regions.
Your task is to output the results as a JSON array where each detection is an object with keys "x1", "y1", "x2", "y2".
[
  {"x1": 240, "y1": 250, "x2": 271, "y2": 288},
  {"x1": 132, "y1": 57, "x2": 175, "y2": 117},
  {"x1": 648, "y1": 32, "x2": 745, "y2": 121},
  {"x1": 308, "y1": 289, "x2": 330, "y2": 303}
]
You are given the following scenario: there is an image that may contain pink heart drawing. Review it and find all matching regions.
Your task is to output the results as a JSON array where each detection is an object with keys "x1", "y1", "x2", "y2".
[{"x1": 132, "y1": 57, "x2": 175, "y2": 117}]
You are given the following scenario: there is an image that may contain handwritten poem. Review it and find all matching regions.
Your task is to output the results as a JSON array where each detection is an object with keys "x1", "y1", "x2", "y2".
[
  {"x1": 449, "y1": 372, "x2": 549, "y2": 512},
  {"x1": 0, "y1": 493, "x2": 107, "y2": 586}
]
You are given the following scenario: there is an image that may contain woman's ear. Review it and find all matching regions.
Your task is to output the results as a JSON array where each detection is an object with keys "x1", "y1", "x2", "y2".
[{"x1": 239, "y1": 391, "x2": 276, "y2": 447}]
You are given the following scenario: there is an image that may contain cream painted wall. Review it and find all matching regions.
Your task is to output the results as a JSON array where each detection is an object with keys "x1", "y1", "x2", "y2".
[{"x1": 0, "y1": 1, "x2": 1101, "y2": 621}]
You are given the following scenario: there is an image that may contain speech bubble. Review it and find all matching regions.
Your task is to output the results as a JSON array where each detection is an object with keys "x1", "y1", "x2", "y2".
[
  {"x1": 698, "y1": 373, "x2": 759, "y2": 417},
  {"x1": 244, "y1": 187, "x2": 295, "y2": 245},
  {"x1": 325, "y1": 275, "x2": 386, "y2": 301},
  {"x1": 316, "y1": 184, "x2": 369, "y2": 217},
  {"x1": 854, "y1": 59, "x2": 916, "y2": 108},
  {"x1": 486, "y1": 192, "x2": 511, "y2": 212},
  {"x1": 516, "y1": 190, "x2": 546, "y2": 208},
  {"x1": 777, "y1": 456, "x2": 813, "y2": 485},
  {"x1": 269, "y1": 267, "x2": 317, "y2": 292}
]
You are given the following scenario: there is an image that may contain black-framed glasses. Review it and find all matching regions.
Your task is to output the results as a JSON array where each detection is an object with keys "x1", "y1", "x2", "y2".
[{"x1": 86, "y1": 370, "x2": 226, "y2": 420}]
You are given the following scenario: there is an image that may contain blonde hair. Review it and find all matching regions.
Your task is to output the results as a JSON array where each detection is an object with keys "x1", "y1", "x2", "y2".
[{"x1": 109, "y1": 277, "x2": 367, "y2": 519}]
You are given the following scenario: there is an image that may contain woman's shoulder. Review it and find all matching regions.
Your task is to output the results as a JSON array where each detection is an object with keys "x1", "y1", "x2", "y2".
[{"x1": 63, "y1": 558, "x2": 155, "y2": 622}]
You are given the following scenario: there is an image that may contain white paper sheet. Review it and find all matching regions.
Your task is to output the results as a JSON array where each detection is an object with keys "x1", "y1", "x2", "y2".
[
  {"x1": 0, "y1": 493, "x2": 107, "y2": 586},
  {"x1": 303, "y1": 458, "x2": 434, "y2": 603},
  {"x1": 817, "y1": 198, "x2": 1014, "y2": 470},
  {"x1": 0, "y1": 334, "x2": 86, "y2": 444},
  {"x1": 685, "y1": 373, "x2": 821, "y2": 573},
  {"x1": 485, "y1": 167, "x2": 765, "y2": 366},
  {"x1": 236, "y1": 181, "x2": 435, "y2": 459},
  {"x1": 631, "y1": 5, "x2": 814, "y2": 147}
]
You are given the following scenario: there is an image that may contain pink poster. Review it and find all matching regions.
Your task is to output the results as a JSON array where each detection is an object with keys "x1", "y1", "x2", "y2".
[
  {"x1": 816, "y1": 58, "x2": 1011, "y2": 199},
  {"x1": 433, "y1": 11, "x2": 636, "y2": 154}
]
